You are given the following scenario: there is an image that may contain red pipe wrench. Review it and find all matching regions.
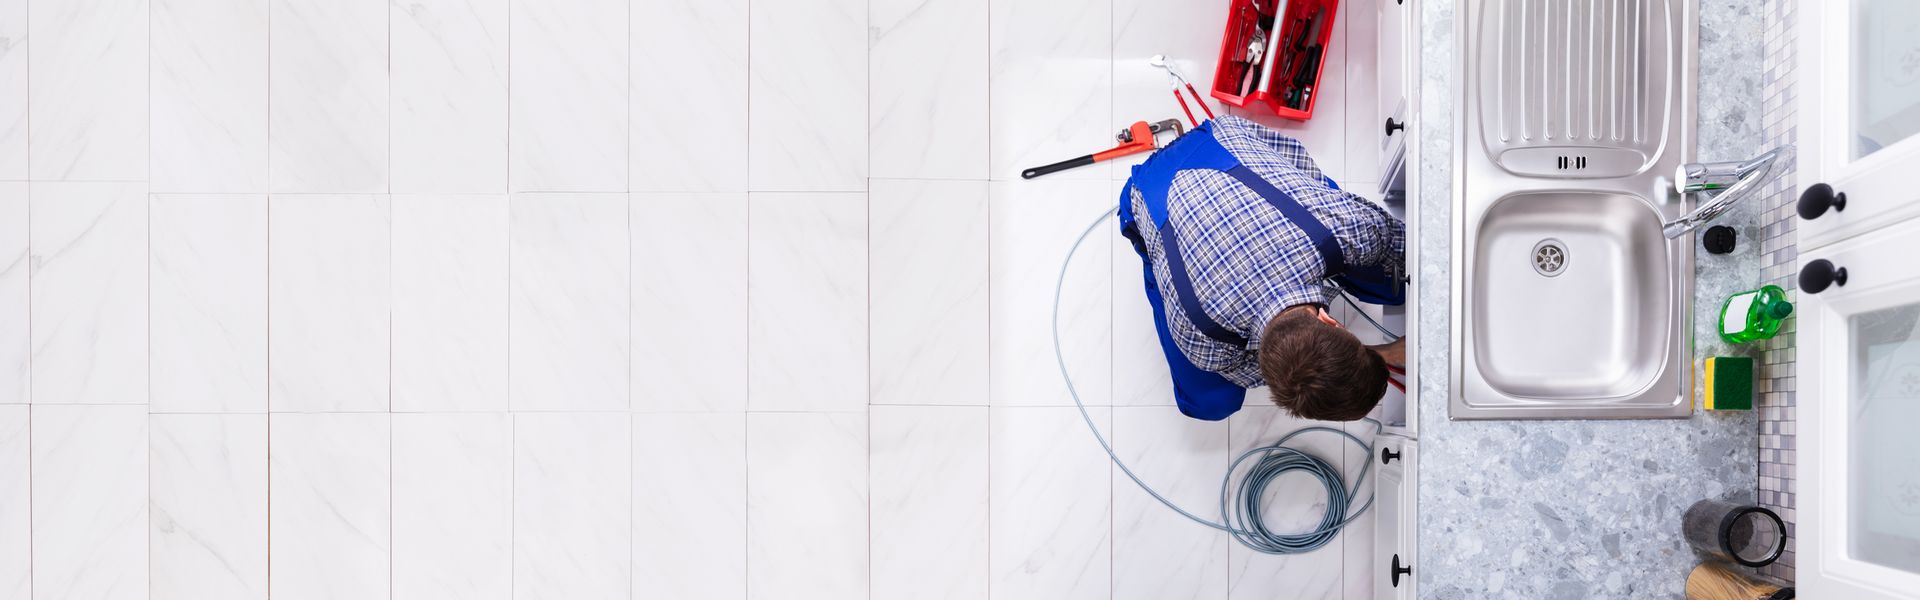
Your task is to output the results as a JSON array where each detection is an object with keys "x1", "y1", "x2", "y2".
[{"x1": 1021, "y1": 119, "x2": 1184, "y2": 180}]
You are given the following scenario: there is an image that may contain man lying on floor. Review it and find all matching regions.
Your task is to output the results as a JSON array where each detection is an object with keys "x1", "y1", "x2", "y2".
[{"x1": 1119, "y1": 115, "x2": 1407, "y2": 421}]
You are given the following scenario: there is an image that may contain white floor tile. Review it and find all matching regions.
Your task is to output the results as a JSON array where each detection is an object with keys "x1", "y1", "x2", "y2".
[
  {"x1": 633, "y1": 412, "x2": 745, "y2": 599},
  {"x1": 989, "y1": 180, "x2": 1112, "y2": 406},
  {"x1": 393, "y1": 194, "x2": 509, "y2": 412},
  {"x1": 392, "y1": 0, "x2": 509, "y2": 194},
  {"x1": 1111, "y1": 181, "x2": 1174, "y2": 407},
  {"x1": 1108, "y1": 0, "x2": 1229, "y2": 175},
  {"x1": 746, "y1": 412, "x2": 868, "y2": 600},
  {"x1": 988, "y1": 0, "x2": 1112, "y2": 181},
  {"x1": 871, "y1": 406, "x2": 988, "y2": 600},
  {"x1": 1233, "y1": 2, "x2": 1352, "y2": 185},
  {"x1": 31, "y1": 405, "x2": 148, "y2": 600},
  {"x1": 152, "y1": 0, "x2": 269, "y2": 193},
  {"x1": 1225, "y1": 404, "x2": 1348, "y2": 600},
  {"x1": 0, "y1": 185, "x2": 23, "y2": 404},
  {"x1": 150, "y1": 414, "x2": 269, "y2": 600},
  {"x1": 30, "y1": 183, "x2": 147, "y2": 405},
  {"x1": 871, "y1": 180, "x2": 989, "y2": 406},
  {"x1": 631, "y1": 193, "x2": 747, "y2": 412},
  {"x1": 269, "y1": 413, "x2": 391, "y2": 600},
  {"x1": 28, "y1": 0, "x2": 147, "y2": 181},
  {"x1": 1343, "y1": 0, "x2": 1384, "y2": 186},
  {"x1": 152, "y1": 195, "x2": 268, "y2": 413},
  {"x1": 1111, "y1": 407, "x2": 1229, "y2": 600},
  {"x1": 509, "y1": 0, "x2": 627, "y2": 192},
  {"x1": 631, "y1": 0, "x2": 748, "y2": 192},
  {"x1": 0, "y1": 406, "x2": 28, "y2": 599},
  {"x1": 269, "y1": 0, "x2": 388, "y2": 193},
  {"x1": 869, "y1": 0, "x2": 989, "y2": 180},
  {"x1": 747, "y1": 0, "x2": 867, "y2": 191},
  {"x1": 746, "y1": 193, "x2": 867, "y2": 412},
  {"x1": 0, "y1": 0, "x2": 22, "y2": 179},
  {"x1": 990, "y1": 406, "x2": 1111, "y2": 600},
  {"x1": 270, "y1": 195, "x2": 390, "y2": 412},
  {"x1": 513, "y1": 413, "x2": 631, "y2": 600},
  {"x1": 509, "y1": 194, "x2": 629, "y2": 411},
  {"x1": 394, "y1": 413, "x2": 512, "y2": 600},
  {"x1": 1341, "y1": 419, "x2": 1380, "y2": 600}
]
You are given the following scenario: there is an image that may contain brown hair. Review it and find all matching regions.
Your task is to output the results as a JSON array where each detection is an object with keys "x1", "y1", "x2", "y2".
[{"x1": 1257, "y1": 307, "x2": 1387, "y2": 421}]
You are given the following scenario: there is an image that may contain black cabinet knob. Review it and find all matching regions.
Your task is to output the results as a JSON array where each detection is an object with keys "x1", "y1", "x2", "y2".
[
  {"x1": 1800, "y1": 258, "x2": 1848, "y2": 294},
  {"x1": 1392, "y1": 554, "x2": 1413, "y2": 587},
  {"x1": 1384, "y1": 118, "x2": 1405, "y2": 137},
  {"x1": 1381, "y1": 447, "x2": 1401, "y2": 465},
  {"x1": 1798, "y1": 183, "x2": 1848, "y2": 220}
]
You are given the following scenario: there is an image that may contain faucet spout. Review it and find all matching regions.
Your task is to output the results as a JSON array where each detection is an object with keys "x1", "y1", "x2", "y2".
[{"x1": 1660, "y1": 145, "x2": 1794, "y2": 239}]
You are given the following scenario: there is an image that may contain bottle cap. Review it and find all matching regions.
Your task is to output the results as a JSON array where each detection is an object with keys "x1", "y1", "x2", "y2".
[{"x1": 1769, "y1": 301, "x2": 1794, "y2": 319}]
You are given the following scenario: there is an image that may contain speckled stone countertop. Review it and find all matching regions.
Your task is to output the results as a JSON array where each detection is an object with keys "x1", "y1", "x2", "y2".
[{"x1": 1413, "y1": 1, "x2": 1765, "y2": 598}]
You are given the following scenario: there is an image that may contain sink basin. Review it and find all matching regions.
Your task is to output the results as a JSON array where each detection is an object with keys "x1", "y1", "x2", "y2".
[
  {"x1": 1466, "y1": 192, "x2": 1680, "y2": 408},
  {"x1": 1454, "y1": 0, "x2": 1695, "y2": 419}
]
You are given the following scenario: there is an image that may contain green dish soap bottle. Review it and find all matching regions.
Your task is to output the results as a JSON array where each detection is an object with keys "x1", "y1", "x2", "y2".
[{"x1": 1719, "y1": 285, "x2": 1793, "y2": 344}]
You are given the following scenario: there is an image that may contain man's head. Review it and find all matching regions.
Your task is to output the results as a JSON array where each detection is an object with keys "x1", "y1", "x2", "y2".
[{"x1": 1257, "y1": 305, "x2": 1387, "y2": 421}]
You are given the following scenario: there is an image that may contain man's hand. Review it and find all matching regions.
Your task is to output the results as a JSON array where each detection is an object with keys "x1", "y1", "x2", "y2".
[{"x1": 1368, "y1": 338, "x2": 1406, "y2": 370}]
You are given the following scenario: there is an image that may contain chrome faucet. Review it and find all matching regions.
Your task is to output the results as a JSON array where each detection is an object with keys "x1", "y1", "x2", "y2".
[{"x1": 1661, "y1": 145, "x2": 1794, "y2": 239}]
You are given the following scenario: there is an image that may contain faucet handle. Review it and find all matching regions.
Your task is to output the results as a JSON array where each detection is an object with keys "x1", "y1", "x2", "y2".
[{"x1": 1798, "y1": 183, "x2": 1847, "y2": 220}]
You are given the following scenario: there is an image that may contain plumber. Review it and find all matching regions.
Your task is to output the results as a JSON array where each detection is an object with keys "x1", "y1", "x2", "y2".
[{"x1": 1120, "y1": 115, "x2": 1408, "y2": 422}]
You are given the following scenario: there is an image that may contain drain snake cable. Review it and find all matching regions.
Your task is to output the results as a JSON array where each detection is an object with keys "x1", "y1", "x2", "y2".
[{"x1": 1052, "y1": 206, "x2": 1388, "y2": 555}]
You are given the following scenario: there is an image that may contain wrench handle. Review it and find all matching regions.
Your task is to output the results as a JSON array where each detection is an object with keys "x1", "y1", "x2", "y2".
[{"x1": 1022, "y1": 154, "x2": 1095, "y2": 179}]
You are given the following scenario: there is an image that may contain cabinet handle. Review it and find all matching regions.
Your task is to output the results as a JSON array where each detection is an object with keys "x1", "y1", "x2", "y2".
[
  {"x1": 1799, "y1": 259, "x2": 1848, "y2": 294},
  {"x1": 1797, "y1": 183, "x2": 1847, "y2": 220},
  {"x1": 1391, "y1": 554, "x2": 1413, "y2": 587},
  {"x1": 1381, "y1": 447, "x2": 1401, "y2": 465},
  {"x1": 1384, "y1": 118, "x2": 1406, "y2": 137}
]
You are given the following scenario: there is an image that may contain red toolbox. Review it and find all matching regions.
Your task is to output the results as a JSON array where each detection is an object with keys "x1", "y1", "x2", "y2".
[{"x1": 1211, "y1": 0, "x2": 1340, "y2": 120}]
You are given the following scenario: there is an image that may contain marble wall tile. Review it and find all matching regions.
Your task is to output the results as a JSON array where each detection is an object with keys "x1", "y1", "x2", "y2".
[
  {"x1": 269, "y1": 0, "x2": 388, "y2": 193},
  {"x1": 513, "y1": 413, "x2": 631, "y2": 600},
  {"x1": 150, "y1": 414, "x2": 268, "y2": 600},
  {"x1": 1111, "y1": 407, "x2": 1228, "y2": 600},
  {"x1": 152, "y1": 0, "x2": 269, "y2": 193},
  {"x1": 393, "y1": 194, "x2": 508, "y2": 412},
  {"x1": 393, "y1": 413, "x2": 512, "y2": 600},
  {"x1": 990, "y1": 406, "x2": 1111, "y2": 600},
  {"x1": 631, "y1": 193, "x2": 747, "y2": 412},
  {"x1": 30, "y1": 183, "x2": 147, "y2": 405},
  {"x1": 746, "y1": 412, "x2": 868, "y2": 600},
  {"x1": 152, "y1": 195, "x2": 267, "y2": 413},
  {"x1": 28, "y1": 0, "x2": 147, "y2": 180},
  {"x1": 869, "y1": 0, "x2": 988, "y2": 180},
  {"x1": 392, "y1": 0, "x2": 509, "y2": 194},
  {"x1": 871, "y1": 406, "x2": 989, "y2": 600},
  {"x1": 508, "y1": 193, "x2": 629, "y2": 411},
  {"x1": 1224, "y1": 404, "x2": 1345, "y2": 599},
  {"x1": 0, "y1": 185, "x2": 22, "y2": 403},
  {"x1": 0, "y1": 406, "x2": 28, "y2": 599},
  {"x1": 631, "y1": 0, "x2": 748, "y2": 192},
  {"x1": 632, "y1": 412, "x2": 745, "y2": 599},
  {"x1": 989, "y1": 180, "x2": 1111, "y2": 406},
  {"x1": 747, "y1": 0, "x2": 867, "y2": 191},
  {"x1": 988, "y1": 0, "x2": 1111, "y2": 181},
  {"x1": 0, "y1": 0, "x2": 22, "y2": 178},
  {"x1": 32, "y1": 405, "x2": 148, "y2": 600},
  {"x1": 269, "y1": 413, "x2": 391, "y2": 600},
  {"x1": 509, "y1": 0, "x2": 627, "y2": 192},
  {"x1": 746, "y1": 193, "x2": 867, "y2": 412},
  {"x1": 269, "y1": 194, "x2": 390, "y2": 412},
  {"x1": 870, "y1": 180, "x2": 989, "y2": 406}
]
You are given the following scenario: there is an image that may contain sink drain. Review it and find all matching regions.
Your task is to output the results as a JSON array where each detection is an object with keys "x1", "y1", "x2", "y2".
[{"x1": 1532, "y1": 239, "x2": 1568, "y2": 277}]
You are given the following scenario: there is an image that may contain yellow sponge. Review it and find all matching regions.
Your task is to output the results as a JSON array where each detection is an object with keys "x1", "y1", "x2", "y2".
[{"x1": 1702, "y1": 356, "x2": 1754, "y2": 410}]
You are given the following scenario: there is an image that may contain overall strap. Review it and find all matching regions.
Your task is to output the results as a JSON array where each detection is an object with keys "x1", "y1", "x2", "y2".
[
  {"x1": 1220, "y1": 165, "x2": 1347, "y2": 276},
  {"x1": 1157, "y1": 224, "x2": 1250, "y2": 349}
]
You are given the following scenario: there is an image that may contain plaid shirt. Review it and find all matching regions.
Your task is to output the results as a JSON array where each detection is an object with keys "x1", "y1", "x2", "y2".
[{"x1": 1127, "y1": 116, "x2": 1404, "y2": 387}]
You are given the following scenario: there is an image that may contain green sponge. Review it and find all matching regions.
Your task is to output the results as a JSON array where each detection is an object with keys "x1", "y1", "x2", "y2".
[{"x1": 1702, "y1": 356, "x2": 1754, "y2": 410}]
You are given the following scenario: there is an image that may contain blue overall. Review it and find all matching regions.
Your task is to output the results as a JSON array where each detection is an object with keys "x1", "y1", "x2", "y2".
[{"x1": 1119, "y1": 121, "x2": 1402, "y2": 420}]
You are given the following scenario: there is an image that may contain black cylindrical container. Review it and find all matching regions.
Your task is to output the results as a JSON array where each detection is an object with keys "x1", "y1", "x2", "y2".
[{"x1": 1684, "y1": 499, "x2": 1787, "y2": 567}]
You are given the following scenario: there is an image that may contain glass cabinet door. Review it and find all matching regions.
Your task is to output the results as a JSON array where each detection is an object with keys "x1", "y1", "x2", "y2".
[
  {"x1": 1801, "y1": 0, "x2": 1920, "y2": 250},
  {"x1": 1850, "y1": 0, "x2": 1920, "y2": 160},
  {"x1": 1848, "y1": 304, "x2": 1920, "y2": 574}
]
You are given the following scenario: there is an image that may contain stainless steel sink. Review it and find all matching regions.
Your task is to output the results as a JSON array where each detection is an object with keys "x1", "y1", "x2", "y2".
[{"x1": 1451, "y1": 0, "x2": 1696, "y2": 419}]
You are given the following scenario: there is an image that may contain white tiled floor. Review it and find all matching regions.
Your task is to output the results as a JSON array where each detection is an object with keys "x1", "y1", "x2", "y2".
[{"x1": 0, "y1": 0, "x2": 1385, "y2": 597}]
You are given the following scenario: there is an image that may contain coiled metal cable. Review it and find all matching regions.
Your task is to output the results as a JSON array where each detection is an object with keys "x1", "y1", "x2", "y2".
[{"x1": 1052, "y1": 206, "x2": 1382, "y2": 555}]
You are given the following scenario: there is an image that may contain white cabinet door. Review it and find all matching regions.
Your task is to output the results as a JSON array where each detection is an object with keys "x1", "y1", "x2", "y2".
[
  {"x1": 1798, "y1": 218, "x2": 1920, "y2": 599},
  {"x1": 1374, "y1": 436, "x2": 1416, "y2": 600},
  {"x1": 1798, "y1": 0, "x2": 1920, "y2": 251},
  {"x1": 1377, "y1": 0, "x2": 1410, "y2": 176}
]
